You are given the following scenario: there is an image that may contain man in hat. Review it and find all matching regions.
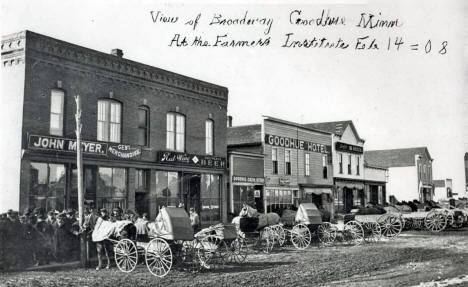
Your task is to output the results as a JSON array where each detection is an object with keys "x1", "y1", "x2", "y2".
[
  {"x1": 110, "y1": 207, "x2": 123, "y2": 222},
  {"x1": 54, "y1": 212, "x2": 74, "y2": 263},
  {"x1": 94, "y1": 208, "x2": 111, "y2": 270}
]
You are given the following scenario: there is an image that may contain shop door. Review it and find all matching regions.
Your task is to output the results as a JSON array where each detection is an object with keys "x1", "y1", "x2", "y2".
[
  {"x1": 70, "y1": 165, "x2": 97, "y2": 209},
  {"x1": 344, "y1": 188, "x2": 354, "y2": 213},
  {"x1": 183, "y1": 173, "x2": 201, "y2": 213}
]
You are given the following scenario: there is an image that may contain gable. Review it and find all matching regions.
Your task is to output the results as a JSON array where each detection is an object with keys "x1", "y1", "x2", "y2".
[{"x1": 340, "y1": 125, "x2": 361, "y2": 145}]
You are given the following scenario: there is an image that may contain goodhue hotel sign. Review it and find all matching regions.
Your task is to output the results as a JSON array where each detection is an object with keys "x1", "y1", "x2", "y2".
[{"x1": 264, "y1": 134, "x2": 331, "y2": 154}]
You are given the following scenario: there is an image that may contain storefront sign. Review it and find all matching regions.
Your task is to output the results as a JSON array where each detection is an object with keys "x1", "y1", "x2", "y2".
[
  {"x1": 254, "y1": 190, "x2": 261, "y2": 198},
  {"x1": 28, "y1": 134, "x2": 141, "y2": 160},
  {"x1": 157, "y1": 151, "x2": 226, "y2": 169},
  {"x1": 335, "y1": 142, "x2": 363, "y2": 154},
  {"x1": 279, "y1": 177, "x2": 290, "y2": 186},
  {"x1": 108, "y1": 144, "x2": 141, "y2": 160},
  {"x1": 232, "y1": 176, "x2": 265, "y2": 184},
  {"x1": 264, "y1": 134, "x2": 330, "y2": 154}
]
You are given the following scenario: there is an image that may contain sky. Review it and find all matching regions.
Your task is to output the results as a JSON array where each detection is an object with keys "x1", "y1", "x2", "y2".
[{"x1": 1, "y1": 0, "x2": 467, "y2": 195}]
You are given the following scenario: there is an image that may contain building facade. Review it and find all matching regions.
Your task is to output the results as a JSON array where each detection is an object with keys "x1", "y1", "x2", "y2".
[
  {"x1": 363, "y1": 163, "x2": 388, "y2": 205},
  {"x1": 227, "y1": 117, "x2": 334, "y2": 216},
  {"x1": 305, "y1": 121, "x2": 366, "y2": 213},
  {"x1": 365, "y1": 147, "x2": 434, "y2": 203},
  {"x1": 433, "y1": 179, "x2": 453, "y2": 201},
  {"x1": 1, "y1": 31, "x2": 229, "y2": 226}
]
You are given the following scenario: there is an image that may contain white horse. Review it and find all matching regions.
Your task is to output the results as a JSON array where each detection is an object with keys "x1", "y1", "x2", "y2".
[{"x1": 232, "y1": 204, "x2": 280, "y2": 230}]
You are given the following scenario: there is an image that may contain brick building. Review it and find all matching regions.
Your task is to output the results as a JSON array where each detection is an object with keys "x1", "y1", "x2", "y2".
[
  {"x1": 1, "y1": 31, "x2": 229, "y2": 226},
  {"x1": 365, "y1": 147, "x2": 434, "y2": 203},
  {"x1": 304, "y1": 121, "x2": 366, "y2": 213},
  {"x1": 227, "y1": 117, "x2": 334, "y2": 216}
]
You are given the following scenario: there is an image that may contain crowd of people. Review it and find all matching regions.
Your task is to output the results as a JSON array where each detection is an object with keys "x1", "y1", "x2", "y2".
[{"x1": 0, "y1": 205, "x2": 200, "y2": 271}]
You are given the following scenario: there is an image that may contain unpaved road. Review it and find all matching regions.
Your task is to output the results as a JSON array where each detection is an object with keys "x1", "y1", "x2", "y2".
[{"x1": 2, "y1": 229, "x2": 468, "y2": 287}]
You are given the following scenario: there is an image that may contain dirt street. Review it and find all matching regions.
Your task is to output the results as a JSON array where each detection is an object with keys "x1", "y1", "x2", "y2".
[{"x1": 2, "y1": 229, "x2": 468, "y2": 287}]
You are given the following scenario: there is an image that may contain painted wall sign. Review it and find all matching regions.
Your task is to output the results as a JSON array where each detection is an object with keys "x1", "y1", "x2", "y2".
[
  {"x1": 264, "y1": 134, "x2": 331, "y2": 154},
  {"x1": 335, "y1": 142, "x2": 364, "y2": 154},
  {"x1": 157, "y1": 151, "x2": 226, "y2": 169},
  {"x1": 27, "y1": 134, "x2": 142, "y2": 160},
  {"x1": 232, "y1": 176, "x2": 265, "y2": 184},
  {"x1": 279, "y1": 177, "x2": 290, "y2": 186}
]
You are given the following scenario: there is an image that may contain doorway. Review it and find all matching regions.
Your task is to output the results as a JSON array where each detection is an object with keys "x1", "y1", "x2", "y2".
[
  {"x1": 70, "y1": 165, "x2": 97, "y2": 209},
  {"x1": 344, "y1": 187, "x2": 354, "y2": 213},
  {"x1": 182, "y1": 173, "x2": 201, "y2": 214}
]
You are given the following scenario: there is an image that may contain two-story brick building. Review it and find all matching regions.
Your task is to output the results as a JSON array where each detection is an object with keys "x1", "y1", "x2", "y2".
[
  {"x1": 304, "y1": 121, "x2": 366, "y2": 213},
  {"x1": 1, "y1": 31, "x2": 228, "y2": 226},
  {"x1": 227, "y1": 116, "x2": 334, "y2": 216},
  {"x1": 365, "y1": 147, "x2": 434, "y2": 203}
]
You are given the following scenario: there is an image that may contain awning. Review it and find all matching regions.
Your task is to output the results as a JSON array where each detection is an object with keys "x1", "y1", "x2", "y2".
[
  {"x1": 303, "y1": 188, "x2": 332, "y2": 195},
  {"x1": 336, "y1": 181, "x2": 365, "y2": 190}
]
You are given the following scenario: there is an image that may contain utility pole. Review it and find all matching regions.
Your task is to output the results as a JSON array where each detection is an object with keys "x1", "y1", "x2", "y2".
[{"x1": 75, "y1": 95, "x2": 87, "y2": 267}]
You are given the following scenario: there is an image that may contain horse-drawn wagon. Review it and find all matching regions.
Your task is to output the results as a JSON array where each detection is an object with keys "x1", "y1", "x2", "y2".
[{"x1": 92, "y1": 207, "x2": 218, "y2": 278}]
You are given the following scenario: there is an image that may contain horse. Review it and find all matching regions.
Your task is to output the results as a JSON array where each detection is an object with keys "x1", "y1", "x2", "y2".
[
  {"x1": 232, "y1": 204, "x2": 280, "y2": 231},
  {"x1": 92, "y1": 218, "x2": 136, "y2": 270}
]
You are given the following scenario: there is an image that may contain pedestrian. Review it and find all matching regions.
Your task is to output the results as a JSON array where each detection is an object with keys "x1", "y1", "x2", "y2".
[
  {"x1": 94, "y1": 208, "x2": 111, "y2": 270},
  {"x1": 110, "y1": 207, "x2": 123, "y2": 222},
  {"x1": 34, "y1": 212, "x2": 52, "y2": 265},
  {"x1": 54, "y1": 212, "x2": 74, "y2": 263},
  {"x1": 134, "y1": 213, "x2": 149, "y2": 241},
  {"x1": 189, "y1": 208, "x2": 200, "y2": 232}
]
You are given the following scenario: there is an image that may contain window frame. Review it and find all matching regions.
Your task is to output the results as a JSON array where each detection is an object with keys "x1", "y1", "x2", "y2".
[
  {"x1": 166, "y1": 112, "x2": 186, "y2": 152},
  {"x1": 339, "y1": 153, "x2": 343, "y2": 174},
  {"x1": 97, "y1": 99, "x2": 122, "y2": 143},
  {"x1": 205, "y1": 119, "x2": 214, "y2": 155},
  {"x1": 305, "y1": 153, "x2": 310, "y2": 176},
  {"x1": 137, "y1": 106, "x2": 150, "y2": 147},
  {"x1": 285, "y1": 149, "x2": 291, "y2": 175},
  {"x1": 49, "y1": 89, "x2": 65, "y2": 136},
  {"x1": 356, "y1": 156, "x2": 360, "y2": 176},
  {"x1": 271, "y1": 148, "x2": 278, "y2": 174},
  {"x1": 322, "y1": 154, "x2": 328, "y2": 179},
  {"x1": 348, "y1": 154, "x2": 352, "y2": 175}
]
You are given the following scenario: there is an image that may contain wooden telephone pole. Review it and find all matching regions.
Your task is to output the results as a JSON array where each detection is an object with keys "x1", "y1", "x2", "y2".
[{"x1": 75, "y1": 95, "x2": 87, "y2": 267}]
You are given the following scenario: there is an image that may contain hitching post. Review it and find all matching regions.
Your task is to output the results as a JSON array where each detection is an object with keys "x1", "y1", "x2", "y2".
[{"x1": 75, "y1": 95, "x2": 87, "y2": 267}]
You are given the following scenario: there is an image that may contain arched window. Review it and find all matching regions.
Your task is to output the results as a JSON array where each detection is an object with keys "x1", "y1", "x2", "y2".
[
  {"x1": 97, "y1": 99, "x2": 121, "y2": 143},
  {"x1": 166, "y1": 113, "x2": 185, "y2": 152},
  {"x1": 137, "y1": 106, "x2": 150, "y2": 146},
  {"x1": 205, "y1": 119, "x2": 214, "y2": 155}
]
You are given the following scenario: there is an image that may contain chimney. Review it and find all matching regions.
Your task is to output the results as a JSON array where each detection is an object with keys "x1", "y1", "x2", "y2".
[
  {"x1": 227, "y1": 116, "x2": 233, "y2": 127},
  {"x1": 111, "y1": 48, "x2": 123, "y2": 58}
]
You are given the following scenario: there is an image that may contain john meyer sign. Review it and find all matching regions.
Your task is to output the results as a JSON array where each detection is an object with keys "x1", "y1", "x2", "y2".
[
  {"x1": 264, "y1": 134, "x2": 331, "y2": 154},
  {"x1": 335, "y1": 142, "x2": 363, "y2": 154},
  {"x1": 28, "y1": 134, "x2": 141, "y2": 160},
  {"x1": 157, "y1": 151, "x2": 226, "y2": 169}
]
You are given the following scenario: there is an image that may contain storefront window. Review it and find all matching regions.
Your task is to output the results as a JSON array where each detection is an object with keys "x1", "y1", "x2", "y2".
[
  {"x1": 155, "y1": 171, "x2": 181, "y2": 211},
  {"x1": 135, "y1": 169, "x2": 149, "y2": 193},
  {"x1": 97, "y1": 167, "x2": 127, "y2": 210},
  {"x1": 29, "y1": 162, "x2": 66, "y2": 211},
  {"x1": 265, "y1": 189, "x2": 292, "y2": 212},
  {"x1": 200, "y1": 174, "x2": 221, "y2": 225}
]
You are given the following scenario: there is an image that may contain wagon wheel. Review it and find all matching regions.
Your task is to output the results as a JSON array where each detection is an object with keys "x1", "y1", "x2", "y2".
[
  {"x1": 272, "y1": 225, "x2": 286, "y2": 247},
  {"x1": 145, "y1": 238, "x2": 173, "y2": 277},
  {"x1": 174, "y1": 239, "x2": 202, "y2": 272},
  {"x1": 225, "y1": 237, "x2": 248, "y2": 264},
  {"x1": 291, "y1": 223, "x2": 312, "y2": 250},
  {"x1": 197, "y1": 235, "x2": 227, "y2": 269},
  {"x1": 343, "y1": 221, "x2": 364, "y2": 245},
  {"x1": 362, "y1": 221, "x2": 381, "y2": 242},
  {"x1": 317, "y1": 223, "x2": 337, "y2": 245},
  {"x1": 378, "y1": 214, "x2": 403, "y2": 238},
  {"x1": 424, "y1": 211, "x2": 447, "y2": 232},
  {"x1": 114, "y1": 239, "x2": 138, "y2": 273},
  {"x1": 260, "y1": 227, "x2": 275, "y2": 253}
]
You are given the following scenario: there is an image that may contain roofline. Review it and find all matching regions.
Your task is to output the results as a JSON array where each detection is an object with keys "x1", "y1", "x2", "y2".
[
  {"x1": 6, "y1": 30, "x2": 228, "y2": 99},
  {"x1": 227, "y1": 142, "x2": 263, "y2": 148},
  {"x1": 262, "y1": 116, "x2": 332, "y2": 135},
  {"x1": 305, "y1": 120, "x2": 365, "y2": 142},
  {"x1": 365, "y1": 147, "x2": 433, "y2": 161},
  {"x1": 364, "y1": 163, "x2": 388, "y2": 170},
  {"x1": 228, "y1": 151, "x2": 264, "y2": 158}
]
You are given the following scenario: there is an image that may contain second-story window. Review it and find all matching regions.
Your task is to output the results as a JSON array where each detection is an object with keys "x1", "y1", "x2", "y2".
[
  {"x1": 285, "y1": 150, "x2": 291, "y2": 175},
  {"x1": 137, "y1": 106, "x2": 149, "y2": 146},
  {"x1": 305, "y1": 153, "x2": 310, "y2": 176},
  {"x1": 423, "y1": 164, "x2": 427, "y2": 179},
  {"x1": 50, "y1": 89, "x2": 64, "y2": 136},
  {"x1": 322, "y1": 154, "x2": 328, "y2": 179},
  {"x1": 272, "y1": 148, "x2": 278, "y2": 174},
  {"x1": 166, "y1": 113, "x2": 185, "y2": 152},
  {"x1": 97, "y1": 99, "x2": 121, "y2": 143},
  {"x1": 356, "y1": 156, "x2": 360, "y2": 175},
  {"x1": 348, "y1": 154, "x2": 352, "y2": 175},
  {"x1": 339, "y1": 153, "x2": 343, "y2": 174},
  {"x1": 205, "y1": 119, "x2": 214, "y2": 155}
]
